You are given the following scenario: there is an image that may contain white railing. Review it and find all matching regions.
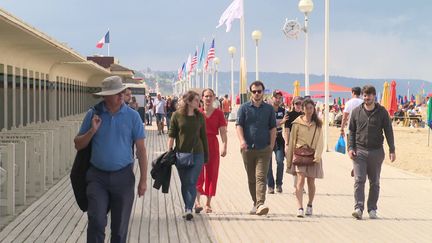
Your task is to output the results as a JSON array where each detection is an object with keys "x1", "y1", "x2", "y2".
[{"x1": 0, "y1": 115, "x2": 84, "y2": 217}]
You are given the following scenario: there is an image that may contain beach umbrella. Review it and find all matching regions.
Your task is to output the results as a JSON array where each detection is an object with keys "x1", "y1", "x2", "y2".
[
  {"x1": 293, "y1": 80, "x2": 300, "y2": 97},
  {"x1": 381, "y1": 81, "x2": 390, "y2": 110},
  {"x1": 404, "y1": 95, "x2": 408, "y2": 104},
  {"x1": 337, "y1": 97, "x2": 342, "y2": 106},
  {"x1": 342, "y1": 98, "x2": 346, "y2": 105},
  {"x1": 415, "y1": 94, "x2": 422, "y2": 105},
  {"x1": 333, "y1": 98, "x2": 337, "y2": 104},
  {"x1": 388, "y1": 80, "x2": 398, "y2": 117},
  {"x1": 427, "y1": 97, "x2": 432, "y2": 146}
]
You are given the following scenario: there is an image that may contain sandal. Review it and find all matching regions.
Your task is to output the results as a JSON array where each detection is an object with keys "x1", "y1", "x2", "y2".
[
  {"x1": 205, "y1": 206, "x2": 213, "y2": 213},
  {"x1": 194, "y1": 206, "x2": 203, "y2": 214}
]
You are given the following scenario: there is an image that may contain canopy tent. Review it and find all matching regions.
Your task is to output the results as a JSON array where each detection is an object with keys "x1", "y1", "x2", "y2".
[{"x1": 300, "y1": 82, "x2": 352, "y2": 92}]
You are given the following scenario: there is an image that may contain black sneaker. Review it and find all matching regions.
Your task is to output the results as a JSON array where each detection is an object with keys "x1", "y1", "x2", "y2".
[{"x1": 276, "y1": 185, "x2": 283, "y2": 193}]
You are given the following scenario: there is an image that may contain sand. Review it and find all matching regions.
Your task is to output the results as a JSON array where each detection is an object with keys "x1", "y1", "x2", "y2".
[{"x1": 327, "y1": 126, "x2": 432, "y2": 177}]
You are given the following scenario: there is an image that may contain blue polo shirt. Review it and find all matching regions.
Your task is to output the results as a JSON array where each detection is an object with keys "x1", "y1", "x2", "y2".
[
  {"x1": 78, "y1": 103, "x2": 145, "y2": 171},
  {"x1": 236, "y1": 101, "x2": 276, "y2": 150}
]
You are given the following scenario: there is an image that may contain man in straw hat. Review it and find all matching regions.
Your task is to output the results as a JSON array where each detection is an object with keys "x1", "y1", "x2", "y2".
[{"x1": 74, "y1": 76, "x2": 148, "y2": 242}]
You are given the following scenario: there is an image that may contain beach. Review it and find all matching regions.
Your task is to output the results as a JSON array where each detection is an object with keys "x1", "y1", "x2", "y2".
[{"x1": 327, "y1": 126, "x2": 432, "y2": 177}]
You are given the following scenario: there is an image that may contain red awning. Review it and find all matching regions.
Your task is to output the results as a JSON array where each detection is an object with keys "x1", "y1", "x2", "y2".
[{"x1": 300, "y1": 82, "x2": 352, "y2": 92}]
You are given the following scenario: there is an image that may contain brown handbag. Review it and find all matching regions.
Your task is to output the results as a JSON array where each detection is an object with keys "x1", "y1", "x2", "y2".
[{"x1": 292, "y1": 126, "x2": 317, "y2": 166}]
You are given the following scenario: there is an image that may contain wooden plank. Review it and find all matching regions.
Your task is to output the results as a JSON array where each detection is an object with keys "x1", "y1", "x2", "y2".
[
  {"x1": 127, "y1": 163, "x2": 144, "y2": 242},
  {"x1": 0, "y1": 176, "x2": 69, "y2": 241},
  {"x1": 35, "y1": 191, "x2": 76, "y2": 242},
  {"x1": 12, "y1": 179, "x2": 72, "y2": 242}
]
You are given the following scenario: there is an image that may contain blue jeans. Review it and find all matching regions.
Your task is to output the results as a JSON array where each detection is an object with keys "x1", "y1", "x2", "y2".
[
  {"x1": 267, "y1": 145, "x2": 285, "y2": 188},
  {"x1": 176, "y1": 153, "x2": 204, "y2": 211}
]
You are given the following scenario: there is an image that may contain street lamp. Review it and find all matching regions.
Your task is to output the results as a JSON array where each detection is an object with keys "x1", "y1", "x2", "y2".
[
  {"x1": 251, "y1": 30, "x2": 262, "y2": 81},
  {"x1": 228, "y1": 46, "x2": 236, "y2": 108},
  {"x1": 213, "y1": 57, "x2": 220, "y2": 97},
  {"x1": 298, "y1": 0, "x2": 314, "y2": 96}
]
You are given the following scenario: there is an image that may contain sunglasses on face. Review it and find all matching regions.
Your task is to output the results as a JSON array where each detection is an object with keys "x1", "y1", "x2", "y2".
[
  {"x1": 251, "y1": 90, "x2": 263, "y2": 94},
  {"x1": 295, "y1": 102, "x2": 302, "y2": 105}
]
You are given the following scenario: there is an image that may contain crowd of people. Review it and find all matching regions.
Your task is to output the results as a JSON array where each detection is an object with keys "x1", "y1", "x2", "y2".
[{"x1": 74, "y1": 76, "x2": 396, "y2": 242}]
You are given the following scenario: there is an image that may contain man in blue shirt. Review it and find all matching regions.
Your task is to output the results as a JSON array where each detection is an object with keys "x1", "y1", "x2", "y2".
[
  {"x1": 236, "y1": 81, "x2": 276, "y2": 216},
  {"x1": 74, "y1": 76, "x2": 148, "y2": 243}
]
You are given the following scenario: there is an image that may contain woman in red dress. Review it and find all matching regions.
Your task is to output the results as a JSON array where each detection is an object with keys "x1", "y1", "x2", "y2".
[{"x1": 195, "y1": 89, "x2": 228, "y2": 213}]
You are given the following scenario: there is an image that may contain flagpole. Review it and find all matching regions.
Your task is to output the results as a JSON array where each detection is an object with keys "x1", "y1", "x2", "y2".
[
  {"x1": 202, "y1": 68, "x2": 205, "y2": 88},
  {"x1": 211, "y1": 62, "x2": 215, "y2": 90},
  {"x1": 107, "y1": 28, "x2": 110, "y2": 56},
  {"x1": 239, "y1": 0, "x2": 246, "y2": 104},
  {"x1": 324, "y1": 0, "x2": 330, "y2": 152}
]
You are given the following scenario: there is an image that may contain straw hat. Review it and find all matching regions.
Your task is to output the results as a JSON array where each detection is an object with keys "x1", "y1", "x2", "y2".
[{"x1": 93, "y1": 76, "x2": 127, "y2": 96}]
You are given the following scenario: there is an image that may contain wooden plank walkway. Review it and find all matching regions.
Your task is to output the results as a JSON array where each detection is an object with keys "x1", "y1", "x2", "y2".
[{"x1": 1, "y1": 123, "x2": 432, "y2": 242}]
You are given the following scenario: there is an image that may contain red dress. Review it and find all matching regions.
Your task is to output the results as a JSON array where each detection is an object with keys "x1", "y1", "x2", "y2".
[{"x1": 196, "y1": 108, "x2": 227, "y2": 196}]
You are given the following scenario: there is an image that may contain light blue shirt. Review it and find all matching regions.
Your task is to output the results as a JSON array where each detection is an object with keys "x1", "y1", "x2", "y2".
[{"x1": 78, "y1": 103, "x2": 145, "y2": 171}]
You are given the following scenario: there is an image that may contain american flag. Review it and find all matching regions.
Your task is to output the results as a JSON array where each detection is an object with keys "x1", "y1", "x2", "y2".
[
  {"x1": 178, "y1": 62, "x2": 185, "y2": 80},
  {"x1": 205, "y1": 38, "x2": 215, "y2": 70},
  {"x1": 190, "y1": 50, "x2": 198, "y2": 74}
]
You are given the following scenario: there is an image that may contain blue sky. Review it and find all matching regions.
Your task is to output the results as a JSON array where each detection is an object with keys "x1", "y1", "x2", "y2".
[{"x1": 2, "y1": 0, "x2": 432, "y2": 80}]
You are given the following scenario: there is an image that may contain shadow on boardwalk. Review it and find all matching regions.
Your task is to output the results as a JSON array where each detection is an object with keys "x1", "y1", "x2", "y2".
[{"x1": 1, "y1": 123, "x2": 432, "y2": 242}]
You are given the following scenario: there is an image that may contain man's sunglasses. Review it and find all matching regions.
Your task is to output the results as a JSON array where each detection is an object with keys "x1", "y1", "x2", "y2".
[{"x1": 251, "y1": 90, "x2": 263, "y2": 94}]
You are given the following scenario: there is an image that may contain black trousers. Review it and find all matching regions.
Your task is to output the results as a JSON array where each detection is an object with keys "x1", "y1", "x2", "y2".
[{"x1": 86, "y1": 164, "x2": 135, "y2": 243}]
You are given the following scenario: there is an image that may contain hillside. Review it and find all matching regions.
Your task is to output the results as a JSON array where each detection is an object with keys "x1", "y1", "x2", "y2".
[{"x1": 135, "y1": 69, "x2": 432, "y2": 98}]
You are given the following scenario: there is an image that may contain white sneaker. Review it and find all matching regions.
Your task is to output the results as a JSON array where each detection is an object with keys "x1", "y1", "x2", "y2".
[
  {"x1": 297, "y1": 208, "x2": 304, "y2": 218},
  {"x1": 305, "y1": 205, "x2": 313, "y2": 216},
  {"x1": 352, "y1": 208, "x2": 363, "y2": 220},
  {"x1": 256, "y1": 205, "x2": 269, "y2": 216},
  {"x1": 249, "y1": 205, "x2": 257, "y2": 215},
  {"x1": 368, "y1": 210, "x2": 378, "y2": 219}
]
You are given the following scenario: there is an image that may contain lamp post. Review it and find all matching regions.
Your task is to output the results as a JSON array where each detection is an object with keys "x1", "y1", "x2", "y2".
[
  {"x1": 228, "y1": 46, "x2": 236, "y2": 108},
  {"x1": 251, "y1": 30, "x2": 262, "y2": 81},
  {"x1": 298, "y1": 0, "x2": 314, "y2": 96},
  {"x1": 213, "y1": 57, "x2": 220, "y2": 97}
]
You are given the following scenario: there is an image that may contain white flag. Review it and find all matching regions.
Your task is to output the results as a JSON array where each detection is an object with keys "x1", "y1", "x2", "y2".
[
  {"x1": 185, "y1": 54, "x2": 192, "y2": 76},
  {"x1": 216, "y1": 0, "x2": 243, "y2": 32}
]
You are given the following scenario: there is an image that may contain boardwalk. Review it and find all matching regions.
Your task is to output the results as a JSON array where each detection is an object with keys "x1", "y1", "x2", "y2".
[{"x1": 1, "y1": 123, "x2": 432, "y2": 242}]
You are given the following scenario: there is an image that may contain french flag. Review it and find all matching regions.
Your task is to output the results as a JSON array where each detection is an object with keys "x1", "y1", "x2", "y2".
[{"x1": 96, "y1": 31, "x2": 110, "y2": 48}]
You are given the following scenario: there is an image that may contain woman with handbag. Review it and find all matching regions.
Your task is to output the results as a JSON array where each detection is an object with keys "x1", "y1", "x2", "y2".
[
  {"x1": 286, "y1": 98, "x2": 324, "y2": 218},
  {"x1": 195, "y1": 89, "x2": 228, "y2": 213},
  {"x1": 168, "y1": 90, "x2": 209, "y2": 220}
]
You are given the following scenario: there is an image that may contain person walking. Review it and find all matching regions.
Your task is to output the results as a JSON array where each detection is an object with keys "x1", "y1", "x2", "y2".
[
  {"x1": 349, "y1": 85, "x2": 396, "y2": 220},
  {"x1": 286, "y1": 98, "x2": 324, "y2": 218},
  {"x1": 165, "y1": 97, "x2": 176, "y2": 132},
  {"x1": 236, "y1": 81, "x2": 276, "y2": 216},
  {"x1": 74, "y1": 76, "x2": 148, "y2": 243},
  {"x1": 145, "y1": 96, "x2": 153, "y2": 126},
  {"x1": 267, "y1": 90, "x2": 288, "y2": 194},
  {"x1": 123, "y1": 87, "x2": 132, "y2": 105},
  {"x1": 222, "y1": 94, "x2": 231, "y2": 121},
  {"x1": 168, "y1": 90, "x2": 209, "y2": 220},
  {"x1": 154, "y1": 94, "x2": 167, "y2": 135},
  {"x1": 284, "y1": 96, "x2": 304, "y2": 193},
  {"x1": 195, "y1": 89, "x2": 228, "y2": 213},
  {"x1": 340, "y1": 87, "x2": 363, "y2": 177}
]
